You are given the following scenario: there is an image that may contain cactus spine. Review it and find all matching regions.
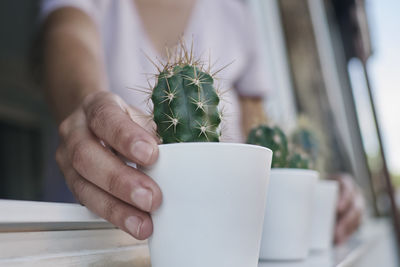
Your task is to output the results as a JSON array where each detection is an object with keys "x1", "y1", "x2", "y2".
[
  {"x1": 287, "y1": 153, "x2": 310, "y2": 169},
  {"x1": 150, "y1": 44, "x2": 222, "y2": 144},
  {"x1": 247, "y1": 125, "x2": 311, "y2": 169},
  {"x1": 247, "y1": 125, "x2": 289, "y2": 168}
]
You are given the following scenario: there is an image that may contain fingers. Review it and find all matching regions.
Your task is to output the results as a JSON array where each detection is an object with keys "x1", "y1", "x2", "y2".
[
  {"x1": 335, "y1": 199, "x2": 363, "y2": 244},
  {"x1": 334, "y1": 174, "x2": 365, "y2": 244},
  {"x1": 83, "y1": 91, "x2": 159, "y2": 166},
  {"x1": 63, "y1": 125, "x2": 162, "y2": 212},
  {"x1": 55, "y1": 91, "x2": 163, "y2": 239},
  {"x1": 336, "y1": 175, "x2": 355, "y2": 215},
  {"x1": 63, "y1": 166, "x2": 153, "y2": 240}
]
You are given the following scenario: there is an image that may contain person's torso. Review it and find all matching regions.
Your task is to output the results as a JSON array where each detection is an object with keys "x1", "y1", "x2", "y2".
[{"x1": 92, "y1": 0, "x2": 252, "y2": 142}]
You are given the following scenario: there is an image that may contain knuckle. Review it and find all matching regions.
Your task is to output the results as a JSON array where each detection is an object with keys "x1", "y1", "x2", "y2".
[
  {"x1": 88, "y1": 103, "x2": 111, "y2": 132},
  {"x1": 111, "y1": 122, "x2": 135, "y2": 147},
  {"x1": 65, "y1": 128, "x2": 81, "y2": 148},
  {"x1": 106, "y1": 170, "x2": 123, "y2": 195},
  {"x1": 82, "y1": 93, "x2": 96, "y2": 108},
  {"x1": 102, "y1": 198, "x2": 119, "y2": 222},
  {"x1": 58, "y1": 119, "x2": 70, "y2": 138},
  {"x1": 83, "y1": 91, "x2": 108, "y2": 108},
  {"x1": 70, "y1": 177, "x2": 87, "y2": 205},
  {"x1": 110, "y1": 94, "x2": 124, "y2": 106},
  {"x1": 71, "y1": 140, "x2": 90, "y2": 170}
]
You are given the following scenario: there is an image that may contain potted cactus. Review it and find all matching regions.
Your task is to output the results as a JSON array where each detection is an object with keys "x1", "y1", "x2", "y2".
[
  {"x1": 247, "y1": 125, "x2": 318, "y2": 260},
  {"x1": 291, "y1": 123, "x2": 339, "y2": 251},
  {"x1": 139, "y1": 45, "x2": 272, "y2": 267}
]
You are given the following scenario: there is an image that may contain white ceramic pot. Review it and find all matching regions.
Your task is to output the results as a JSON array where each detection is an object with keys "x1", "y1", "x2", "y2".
[
  {"x1": 310, "y1": 180, "x2": 339, "y2": 251},
  {"x1": 259, "y1": 168, "x2": 318, "y2": 261},
  {"x1": 142, "y1": 143, "x2": 272, "y2": 267}
]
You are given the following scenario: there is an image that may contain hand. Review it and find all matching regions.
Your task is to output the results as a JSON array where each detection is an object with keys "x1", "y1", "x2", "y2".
[
  {"x1": 332, "y1": 173, "x2": 364, "y2": 244},
  {"x1": 56, "y1": 91, "x2": 162, "y2": 240}
]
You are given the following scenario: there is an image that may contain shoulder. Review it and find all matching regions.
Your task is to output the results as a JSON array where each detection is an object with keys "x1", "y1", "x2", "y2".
[{"x1": 40, "y1": 0, "x2": 113, "y2": 22}]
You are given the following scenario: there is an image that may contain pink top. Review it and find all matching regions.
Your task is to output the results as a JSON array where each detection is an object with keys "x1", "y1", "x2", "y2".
[{"x1": 41, "y1": 0, "x2": 269, "y2": 142}]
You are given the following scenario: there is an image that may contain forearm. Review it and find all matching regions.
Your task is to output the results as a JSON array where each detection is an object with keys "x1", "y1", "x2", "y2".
[
  {"x1": 239, "y1": 96, "x2": 267, "y2": 136},
  {"x1": 41, "y1": 8, "x2": 107, "y2": 123}
]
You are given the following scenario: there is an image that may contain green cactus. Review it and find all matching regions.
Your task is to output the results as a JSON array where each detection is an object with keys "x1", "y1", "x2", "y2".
[
  {"x1": 150, "y1": 48, "x2": 221, "y2": 144},
  {"x1": 247, "y1": 125, "x2": 289, "y2": 168},
  {"x1": 287, "y1": 152, "x2": 311, "y2": 169},
  {"x1": 247, "y1": 124, "x2": 312, "y2": 169},
  {"x1": 291, "y1": 128, "x2": 318, "y2": 166}
]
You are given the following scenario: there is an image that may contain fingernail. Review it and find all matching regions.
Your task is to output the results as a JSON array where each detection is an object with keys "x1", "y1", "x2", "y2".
[
  {"x1": 125, "y1": 216, "x2": 142, "y2": 237},
  {"x1": 132, "y1": 141, "x2": 154, "y2": 164},
  {"x1": 131, "y1": 187, "x2": 153, "y2": 211}
]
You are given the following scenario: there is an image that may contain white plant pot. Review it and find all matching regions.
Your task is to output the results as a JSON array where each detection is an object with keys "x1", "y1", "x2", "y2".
[
  {"x1": 310, "y1": 180, "x2": 339, "y2": 251},
  {"x1": 259, "y1": 168, "x2": 318, "y2": 260},
  {"x1": 142, "y1": 143, "x2": 272, "y2": 267}
]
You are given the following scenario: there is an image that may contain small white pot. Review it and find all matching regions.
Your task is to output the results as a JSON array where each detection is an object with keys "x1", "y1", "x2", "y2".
[
  {"x1": 142, "y1": 143, "x2": 272, "y2": 267},
  {"x1": 259, "y1": 168, "x2": 318, "y2": 260},
  {"x1": 310, "y1": 180, "x2": 339, "y2": 251}
]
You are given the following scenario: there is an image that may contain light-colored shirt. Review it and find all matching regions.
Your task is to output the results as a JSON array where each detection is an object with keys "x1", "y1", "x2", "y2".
[{"x1": 41, "y1": 0, "x2": 269, "y2": 142}]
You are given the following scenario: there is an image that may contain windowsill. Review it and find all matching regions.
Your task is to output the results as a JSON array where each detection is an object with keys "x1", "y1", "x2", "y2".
[
  {"x1": 0, "y1": 199, "x2": 113, "y2": 232},
  {"x1": 259, "y1": 219, "x2": 392, "y2": 267},
  {"x1": 0, "y1": 200, "x2": 396, "y2": 266}
]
